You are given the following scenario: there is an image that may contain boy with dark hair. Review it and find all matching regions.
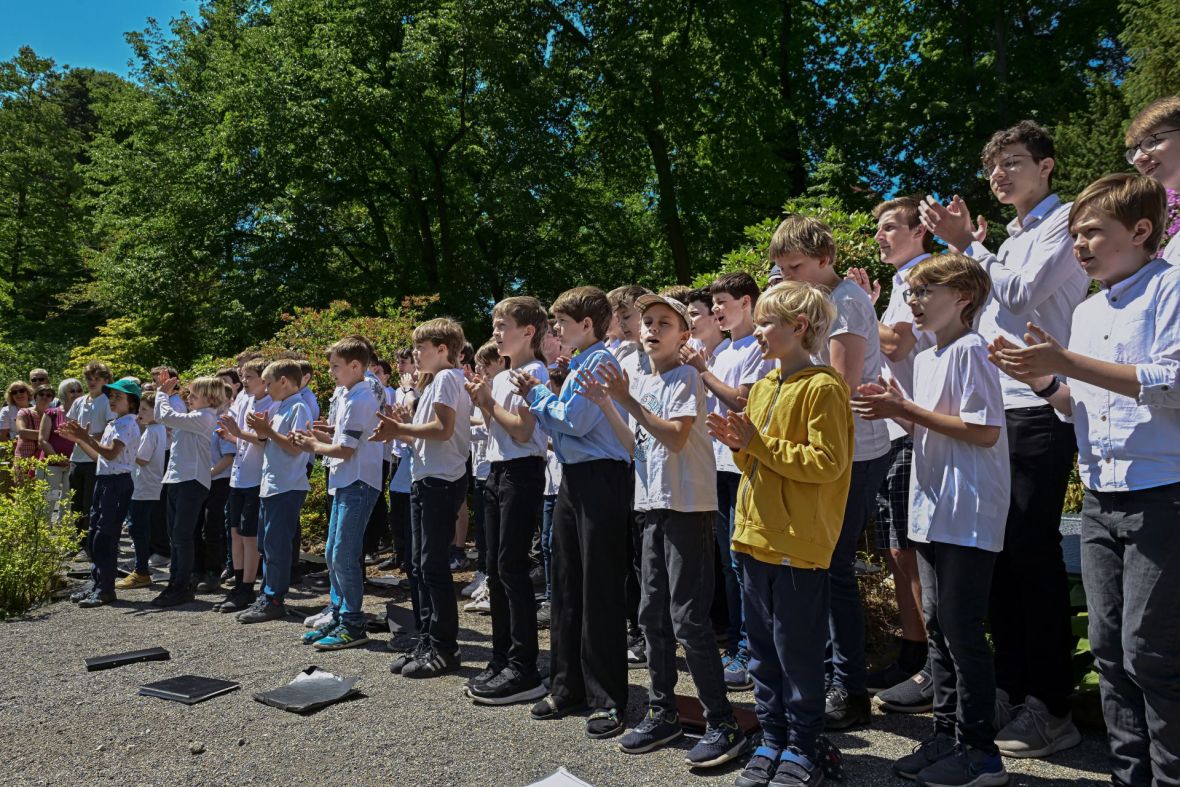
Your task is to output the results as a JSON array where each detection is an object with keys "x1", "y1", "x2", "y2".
[
  {"x1": 991, "y1": 173, "x2": 1179, "y2": 784},
  {"x1": 518, "y1": 285, "x2": 632, "y2": 739},
  {"x1": 920, "y1": 119, "x2": 1087, "y2": 757}
]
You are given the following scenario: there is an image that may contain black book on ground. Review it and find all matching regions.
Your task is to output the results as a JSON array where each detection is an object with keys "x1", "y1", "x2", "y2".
[
  {"x1": 85, "y1": 647, "x2": 171, "y2": 672},
  {"x1": 254, "y1": 666, "x2": 359, "y2": 714},
  {"x1": 139, "y1": 675, "x2": 240, "y2": 704}
]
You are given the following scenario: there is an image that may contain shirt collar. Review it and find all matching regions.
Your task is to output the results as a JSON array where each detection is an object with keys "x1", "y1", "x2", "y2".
[
  {"x1": 894, "y1": 253, "x2": 932, "y2": 282},
  {"x1": 1007, "y1": 193, "x2": 1060, "y2": 237},
  {"x1": 570, "y1": 341, "x2": 606, "y2": 370},
  {"x1": 1104, "y1": 257, "x2": 1164, "y2": 301}
]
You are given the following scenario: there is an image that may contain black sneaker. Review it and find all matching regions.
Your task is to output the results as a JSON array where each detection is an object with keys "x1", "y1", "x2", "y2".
[
  {"x1": 390, "y1": 638, "x2": 426, "y2": 674},
  {"x1": 866, "y1": 661, "x2": 914, "y2": 694},
  {"x1": 874, "y1": 669, "x2": 935, "y2": 714},
  {"x1": 150, "y1": 588, "x2": 195, "y2": 607},
  {"x1": 626, "y1": 632, "x2": 647, "y2": 669},
  {"x1": 465, "y1": 661, "x2": 506, "y2": 695},
  {"x1": 402, "y1": 644, "x2": 460, "y2": 678},
  {"x1": 618, "y1": 708, "x2": 683, "y2": 753},
  {"x1": 215, "y1": 587, "x2": 255, "y2": 613},
  {"x1": 236, "y1": 595, "x2": 285, "y2": 624},
  {"x1": 529, "y1": 564, "x2": 545, "y2": 590},
  {"x1": 220, "y1": 566, "x2": 234, "y2": 582},
  {"x1": 736, "y1": 746, "x2": 781, "y2": 787},
  {"x1": 686, "y1": 719, "x2": 749, "y2": 768},
  {"x1": 194, "y1": 573, "x2": 220, "y2": 593},
  {"x1": 376, "y1": 556, "x2": 399, "y2": 571},
  {"x1": 536, "y1": 600, "x2": 551, "y2": 629},
  {"x1": 470, "y1": 667, "x2": 547, "y2": 706},
  {"x1": 893, "y1": 733, "x2": 956, "y2": 781},
  {"x1": 77, "y1": 590, "x2": 116, "y2": 608},
  {"x1": 70, "y1": 582, "x2": 96, "y2": 603},
  {"x1": 824, "y1": 685, "x2": 871, "y2": 730},
  {"x1": 770, "y1": 747, "x2": 825, "y2": 786}
]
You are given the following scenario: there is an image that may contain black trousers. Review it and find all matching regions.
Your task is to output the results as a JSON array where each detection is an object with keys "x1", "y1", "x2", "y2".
[
  {"x1": 196, "y1": 477, "x2": 230, "y2": 574},
  {"x1": 363, "y1": 459, "x2": 392, "y2": 554},
  {"x1": 624, "y1": 472, "x2": 643, "y2": 636},
  {"x1": 990, "y1": 405, "x2": 1076, "y2": 716},
  {"x1": 483, "y1": 457, "x2": 545, "y2": 672},
  {"x1": 410, "y1": 476, "x2": 466, "y2": 653},
  {"x1": 549, "y1": 459, "x2": 631, "y2": 712},
  {"x1": 918, "y1": 540, "x2": 999, "y2": 753},
  {"x1": 69, "y1": 460, "x2": 97, "y2": 534}
]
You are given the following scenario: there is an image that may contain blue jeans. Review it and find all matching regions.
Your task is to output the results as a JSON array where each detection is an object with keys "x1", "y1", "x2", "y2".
[
  {"x1": 714, "y1": 471, "x2": 745, "y2": 654},
  {"x1": 89, "y1": 474, "x2": 134, "y2": 593},
  {"x1": 326, "y1": 480, "x2": 380, "y2": 627},
  {"x1": 259, "y1": 489, "x2": 307, "y2": 602},
  {"x1": 127, "y1": 498, "x2": 163, "y2": 574},
  {"x1": 738, "y1": 551, "x2": 829, "y2": 758},
  {"x1": 828, "y1": 453, "x2": 892, "y2": 696},
  {"x1": 542, "y1": 494, "x2": 557, "y2": 600}
]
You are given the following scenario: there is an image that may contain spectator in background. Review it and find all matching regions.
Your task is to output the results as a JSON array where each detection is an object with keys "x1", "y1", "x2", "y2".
[{"x1": 2, "y1": 382, "x2": 34, "y2": 442}]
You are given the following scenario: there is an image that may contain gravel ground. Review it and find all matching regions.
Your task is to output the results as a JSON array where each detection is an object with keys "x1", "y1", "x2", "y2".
[{"x1": 1, "y1": 559, "x2": 1112, "y2": 787}]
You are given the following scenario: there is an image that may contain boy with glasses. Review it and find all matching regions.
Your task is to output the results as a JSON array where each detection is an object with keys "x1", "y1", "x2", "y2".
[
  {"x1": 919, "y1": 120, "x2": 1087, "y2": 759},
  {"x1": 1124, "y1": 95, "x2": 1180, "y2": 265}
]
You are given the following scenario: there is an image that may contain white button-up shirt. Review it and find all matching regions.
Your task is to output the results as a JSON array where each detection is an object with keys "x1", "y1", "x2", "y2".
[
  {"x1": 1065, "y1": 258, "x2": 1180, "y2": 492},
  {"x1": 966, "y1": 194, "x2": 1089, "y2": 408},
  {"x1": 1162, "y1": 232, "x2": 1180, "y2": 266}
]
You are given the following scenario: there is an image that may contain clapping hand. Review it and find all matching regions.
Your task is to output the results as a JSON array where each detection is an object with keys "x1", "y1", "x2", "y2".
[
  {"x1": 509, "y1": 368, "x2": 541, "y2": 398},
  {"x1": 987, "y1": 324, "x2": 1065, "y2": 386},
  {"x1": 844, "y1": 267, "x2": 882, "y2": 305},
  {"x1": 850, "y1": 376, "x2": 907, "y2": 420}
]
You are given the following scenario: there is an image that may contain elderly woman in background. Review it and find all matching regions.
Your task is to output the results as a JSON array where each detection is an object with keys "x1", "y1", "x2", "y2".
[{"x1": 1, "y1": 382, "x2": 34, "y2": 443}]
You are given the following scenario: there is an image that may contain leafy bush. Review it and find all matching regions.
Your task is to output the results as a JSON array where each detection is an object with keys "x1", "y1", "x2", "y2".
[
  {"x1": 63, "y1": 316, "x2": 167, "y2": 381},
  {"x1": 0, "y1": 453, "x2": 80, "y2": 618},
  {"x1": 301, "y1": 464, "x2": 329, "y2": 549}
]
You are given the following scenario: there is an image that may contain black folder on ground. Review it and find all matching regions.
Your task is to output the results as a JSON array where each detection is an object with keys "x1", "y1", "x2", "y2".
[
  {"x1": 85, "y1": 646, "x2": 171, "y2": 672},
  {"x1": 253, "y1": 666, "x2": 360, "y2": 714},
  {"x1": 385, "y1": 601, "x2": 416, "y2": 635},
  {"x1": 139, "y1": 675, "x2": 240, "y2": 704}
]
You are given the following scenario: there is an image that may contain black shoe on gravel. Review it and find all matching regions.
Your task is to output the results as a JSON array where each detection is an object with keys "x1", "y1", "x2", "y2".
[
  {"x1": 236, "y1": 595, "x2": 285, "y2": 623},
  {"x1": 402, "y1": 645, "x2": 460, "y2": 679},
  {"x1": 150, "y1": 588, "x2": 194, "y2": 607},
  {"x1": 874, "y1": 669, "x2": 935, "y2": 714},
  {"x1": 824, "y1": 686, "x2": 871, "y2": 730},
  {"x1": 469, "y1": 667, "x2": 546, "y2": 706},
  {"x1": 78, "y1": 590, "x2": 116, "y2": 608}
]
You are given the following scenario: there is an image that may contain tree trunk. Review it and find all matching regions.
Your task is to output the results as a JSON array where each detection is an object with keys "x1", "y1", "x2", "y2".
[
  {"x1": 408, "y1": 168, "x2": 439, "y2": 289},
  {"x1": 10, "y1": 186, "x2": 27, "y2": 282},
  {"x1": 643, "y1": 80, "x2": 693, "y2": 285},
  {"x1": 777, "y1": 0, "x2": 808, "y2": 196}
]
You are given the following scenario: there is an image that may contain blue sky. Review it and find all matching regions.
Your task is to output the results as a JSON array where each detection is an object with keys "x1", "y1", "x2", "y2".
[{"x1": 1, "y1": 1, "x2": 194, "y2": 75}]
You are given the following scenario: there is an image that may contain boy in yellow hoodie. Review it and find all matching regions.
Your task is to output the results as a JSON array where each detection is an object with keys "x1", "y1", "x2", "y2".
[{"x1": 707, "y1": 281, "x2": 853, "y2": 787}]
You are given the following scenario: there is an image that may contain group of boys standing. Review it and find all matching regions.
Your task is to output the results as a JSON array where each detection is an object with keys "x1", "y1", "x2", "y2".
[{"x1": 50, "y1": 96, "x2": 1180, "y2": 787}]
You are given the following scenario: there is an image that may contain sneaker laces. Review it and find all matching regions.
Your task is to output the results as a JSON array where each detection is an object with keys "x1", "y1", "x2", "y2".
[
  {"x1": 700, "y1": 721, "x2": 738, "y2": 745},
  {"x1": 1003, "y1": 702, "x2": 1051, "y2": 742},
  {"x1": 634, "y1": 708, "x2": 671, "y2": 733}
]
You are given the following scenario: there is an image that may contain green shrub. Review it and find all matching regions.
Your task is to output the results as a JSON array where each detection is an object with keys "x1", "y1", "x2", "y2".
[
  {"x1": 300, "y1": 464, "x2": 329, "y2": 550},
  {"x1": 0, "y1": 453, "x2": 80, "y2": 618}
]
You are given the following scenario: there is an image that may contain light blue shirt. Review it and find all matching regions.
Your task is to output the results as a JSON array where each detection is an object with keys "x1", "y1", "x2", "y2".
[
  {"x1": 527, "y1": 342, "x2": 631, "y2": 465},
  {"x1": 154, "y1": 392, "x2": 217, "y2": 488},
  {"x1": 1064, "y1": 259, "x2": 1180, "y2": 492},
  {"x1": 260, "y1": 396, "x2": 311, "y2": 498}
]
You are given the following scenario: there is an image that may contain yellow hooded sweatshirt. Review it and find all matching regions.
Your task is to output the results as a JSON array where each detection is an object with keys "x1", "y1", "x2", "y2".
[{"x1": 731, "y1": 365, "x2": 854, "y2": 570}]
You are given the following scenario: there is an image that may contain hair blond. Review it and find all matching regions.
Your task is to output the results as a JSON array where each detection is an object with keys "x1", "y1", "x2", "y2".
[
  {"x1": 908, "y1": 253, "x2": 992, "y2": 327},
  {"x1": 768, "y1": 214, "x2": 837, "y2": 264},
  {"x1": 754, "y1": 281, "x2": 837, "y2": 354},
  {"x1": 187, "y1": 376, "x2": 229, "y2": 410},
  {"x1": 1070, "y1": 173, "x2": 1168, "y2": 254}
]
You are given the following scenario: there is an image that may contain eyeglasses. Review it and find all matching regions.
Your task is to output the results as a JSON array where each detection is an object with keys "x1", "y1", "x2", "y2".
[
  {"x1": 30, "y1": 377, "x2": 48, "y2": 383},
  {"x1": 980, "y1": 154, "x2": 1034, "y2": 180},
  {"x1": 1125, "y1": 128, "x2": 1180, "y2": 165},
  {"x1": 902, "y1": 284, "x2": 943, "y2": 301}
]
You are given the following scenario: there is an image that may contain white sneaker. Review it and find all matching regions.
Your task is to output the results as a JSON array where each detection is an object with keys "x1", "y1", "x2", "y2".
[
  {"x1": 464, "y1": 581, "x2": 490, "y2": 613},
  {"x1": 995, "y1": 695, "x2": 1082, "y2": 758},
  {"x1": 148, "y1": 554, "x2": 170, "y2": 568},
  {"x1": 462, "y1": 571, "x2": 487, "y2": 598},
  {"x1": 303, "y1": 606, "x2": 335, "y2": 628}
]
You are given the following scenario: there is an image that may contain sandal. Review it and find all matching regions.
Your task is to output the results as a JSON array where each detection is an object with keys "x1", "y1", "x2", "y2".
[
  {"x1": 586, "y1": 708, "x2": 624, "y2": 739},
  {"x1": 530, "y1": 695, "x2": 587, "y2": 720}
]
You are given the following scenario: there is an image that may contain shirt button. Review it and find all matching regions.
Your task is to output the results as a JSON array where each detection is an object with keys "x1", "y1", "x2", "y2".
[
  {"x1": 1105, "y1": 457, "x2": 1112, "y2": 463},
  {"x1": 1103, "y1": 335, "x2": 1109, "y2": 340},
  {"x1": 1100, "y1": 415, "x2": 1107, "y2": 421}
]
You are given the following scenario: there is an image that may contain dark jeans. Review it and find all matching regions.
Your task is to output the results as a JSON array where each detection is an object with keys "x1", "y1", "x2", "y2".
[
  {"x1": 197, "y1": 477, "x2": 230, "y2": 575},
  {"x1": 549, "y1": 459, "x2": 630, "y2": 712},
  {"x1": 127, "y1": 498, "x2": 163, "y2": 574},
  {"x1": 363, "y1": 459, "x2": 392, "y2": 554},
  {"x1": 1082, "y1": 482, "x2": 1180, "y2": 787},
  {"x1": 410, "y1": 476, "x2": 467, "y2": 653},
  {"x1": 542, "y1": 494, "x2": 556, "y2": 600},
  {"x1": 259, "y1": 489, "x2": 307, "y2": 602},
  {"x1": 88, "y1": 474, "x2": 134, "y2": 593},
  {"x1": 917, "y1": 540, "x2": 998, "y2": 753},
  {"x1": 69, "y1": 460, "x2": 97, "y2": 534},
  {"x1": 714, "y1": 471, "x2": 744, "y2": 655},
  {"x1": 165, "y1": 480, "x2": 210, "y2": 592},
  {"x1": 390, "y1": 490, "x2": 411, "y2": 571},
  {"x1": 829, "y1": 453, "x2": 892, "y2": 695},
  {"x1": 625, "y1": 473, "x2": 643, "y2": 635},
  {"x1": 483, "y1": 457, "x2": 544, "y2": 672},
  {"x1": 738, "y1": 552, "x2": 828, "y2": 757},
  {"x1": 226, "y1": 485, "x2": 261, "y2": 538},
  {"x1": 472, "y1": 477, "x2": 487, "y2": 574},
  {"x1": 991, "y1": 405, "x2": 1076, "y2": 716},
  {"x1": 640, "y1": 509, "x2": 733, "y2": 724}
]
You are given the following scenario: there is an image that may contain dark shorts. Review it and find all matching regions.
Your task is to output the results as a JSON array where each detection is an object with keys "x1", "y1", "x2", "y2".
[
  {"x1": 874, "y1": 436, "x2": 912, "y2": 550},
  {"x1": 227, "y1": 485, "x2": 262, "y2": 537}
]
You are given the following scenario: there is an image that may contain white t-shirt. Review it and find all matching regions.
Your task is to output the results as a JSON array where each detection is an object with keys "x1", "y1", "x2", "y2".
[
  {"x1": 133, "y1": 423, "x2": 168, "y2": 501},
  {"x1": 260, "y1": 396, "x2": 311, "y2": 498},
  {"x1": 96, "y1": 414, "x2": 141, "y2": 476},
  {"x1": 67, "y1": 393, "x2": 113, "y2": 463},
  {"x1": 229, "y1": 394, "x2": 271, "y2": 489},
  {"x1": 0, "y1": 404, "x2": 16, "y2": 436},
  {"x1": 613, "y1": 341, "x2": 652, "y2": 379},
  {"x1": 816, "y1": 279, "x2": 892, "y2": 462},
  {"x1": 544, "y1": 449, "x2": 562, "y2": 496},
  {"x1": 1162, "y1": 233, "x2": 1180, "y2": 266},
  {"x1": 327, "y1": 381, "x2": 383, "y2": 492},
  {"x1": 486, "y1": 361, "x2": 550, "y2": 462},
  {"x1": 709, "y1": 334, "x2": 773, "y2": 473},
  {"x1": 909, "y1": 332, "x2": 1010, "y2": 552},
  {"x1": 410, "y1": 368, "x2": 472, "y2": 483},
  {"x1": 880, "y1": 257, "x2": 935, "y2": 440},
  {"x1": 630, "y1": 365, "x2": 718, "y2": 512}
]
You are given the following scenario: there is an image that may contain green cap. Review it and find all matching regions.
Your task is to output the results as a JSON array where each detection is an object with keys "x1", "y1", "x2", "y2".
[{"x1": 103, "y1": 379, "x2": 143, "y2": 399}]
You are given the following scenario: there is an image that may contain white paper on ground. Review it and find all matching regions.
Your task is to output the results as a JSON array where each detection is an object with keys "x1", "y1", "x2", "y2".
[{"x1": 526, "y1": 767, "x2": 595, "y2": 787}]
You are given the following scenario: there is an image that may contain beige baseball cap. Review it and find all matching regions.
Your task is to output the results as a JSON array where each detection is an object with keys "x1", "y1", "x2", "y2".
[{"x1": 635, "y1": 294, "x2": 690, "y2": 329}]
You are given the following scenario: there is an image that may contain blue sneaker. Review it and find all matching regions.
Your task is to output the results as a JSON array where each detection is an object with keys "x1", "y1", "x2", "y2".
[
  {"x1": 301, "y1": 614, "x2": 340, "y2": 644},
  {"x1": 313, "y1": 623, "x2": 371, "y2": 651},
  {"x1": 685, "y1": 719, "x2": 748, "y2": 768},
  {"x1": 618, "y1": 707, "x2": 683, "y2": 754},
  {"x1": 916, "y1": 745, "x2": 1008, "y2": 787},
  {"x1": 725, "y1": 650, "x2": 754, "y2": 691},
  {"x1": 736, "y1": 746, "x2": 780, "y2": 787},
  {"x1": 770, "y1": 747, "x2": 824, "y2": 786}
]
